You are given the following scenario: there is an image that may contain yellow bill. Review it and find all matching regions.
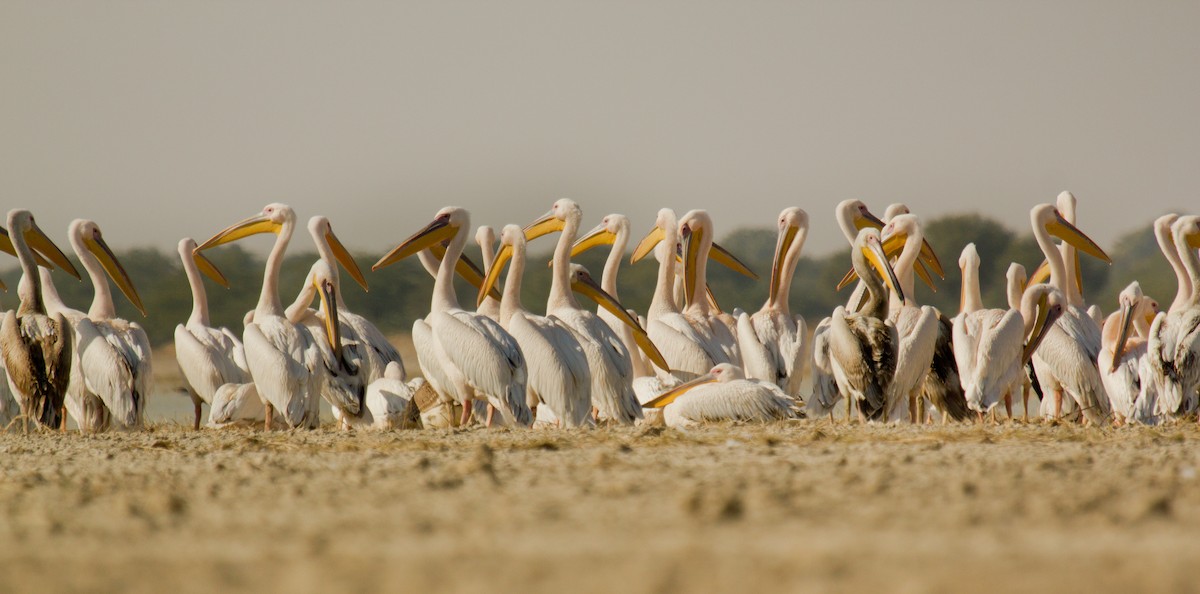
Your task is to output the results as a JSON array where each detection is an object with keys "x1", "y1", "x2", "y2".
[
  {"x1": 0, "y1": 226, "x2": 55, "y2": 269},
  {"x1": 84, "y1": 230, "x2": 146, "y2": 316},
  {"x1": 477, "y1": 243, "x2": 513, "y2": 307},
  {"x1": 196, "y1": 214, "x2": 282, "y2": 251},
  {"x1": 192, "y1": 249, "x2": 230, "y2": 288},
  {"x1": 326, "y1": 226, "x2": 368, "y2": 292},
  {"x1": 372, "y1": 215, "x2": 456, "y2": 271},
  {"x1": 570, "y1": 224, "x2": 616, "y2": 258},
  {"x1": 643, "y1": 373, "x2": 717, "y2": 408},
  {"x1": 630, "y1": 226, "x2": 665, "y2": 264},
  {"x1": 570, "y1": 266, "x2": 669, "y2": 371},
  {"x1": 1045, "y1": 211, "x2": 1112, "y2": 263},
  {"x1": 23, "y1": 222, "x2": 81, "y2": 279},
  {"x1": 523, "y1": 211, "x2": 566, "y2": 241}
]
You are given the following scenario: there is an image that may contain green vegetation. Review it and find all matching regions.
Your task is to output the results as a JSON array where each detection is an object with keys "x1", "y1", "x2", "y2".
[{"x1": 0, "y1": 213, "x2": 1165, "y2": 346}]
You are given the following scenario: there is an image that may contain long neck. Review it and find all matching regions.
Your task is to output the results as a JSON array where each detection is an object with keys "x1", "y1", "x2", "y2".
[
  {"x1": 311, "y1": 232, "x2": 347, "y2": 309},
  {"x1": 13, "y1": 230, "x2": 45, "y2": 315},
  {"x1": 1175, "y1": 232, "x2": 1200, "y2": 309},
  {"x1": 890, "y1": 231, "x2": 921, "y2": 311},
  {"x1": 547, "y1": 216, "x2": 581, "y2": 313},
  {"x1": 478, "y1": 235, "x2": 501, "y2": 315},
  {"x1": 500, "y1": 241, "x2": 526, "y2": 325},
  {"x1": 1157, "y1": 225, "x2": 1191, "y2": 313},
  {"x1": 1006, "y1": 274, "x2": 1023, "y2": 312},
  {"x1": 71, "y1": 231, "x2": 117, "y2": 320},
  {"x1": 182, "y1": 249, "x2": 210, "y2": 326},
  {"x1": 602, "y1": 226, "x2": 627, "y2": 299},
  {"x1": 432, "y1": 228, "x2": 466, "y2": 313},
  {"x1": 1033, "y1": 222, "x2": 1069, "y2": 298},
  {"x1": 853, "y1": 250, "x2": 888, "y2": 319},
  {"x1": 649, "y1": 227, "x2": 679, "y2": 318},
  {"x1": 417, "y1": 249, "x2": 441, "y2": 278},
  {"x1": 1060, "y1": 242, "x2": 1082, "y2": 307},
  {"x1": 685, "y1": 228, "x2": 713, "y2": 316},
  {"x1": 38, "y1": 269, "x2": 67, "y2": 314},
  {"x1": 961, "y1": 261, "x2": 983, "y2": 314},
  {"x1": 256, "y1": 222, "x2": 293, "y2": 318},
  {"x1": 769, "y1": 228, "x2": 807, "y2": 314}
]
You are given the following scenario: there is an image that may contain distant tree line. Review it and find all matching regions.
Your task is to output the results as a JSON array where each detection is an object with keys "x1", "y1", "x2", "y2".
[{"x1": 0, "y1": 213, "x2": 1169, "y2": 346}]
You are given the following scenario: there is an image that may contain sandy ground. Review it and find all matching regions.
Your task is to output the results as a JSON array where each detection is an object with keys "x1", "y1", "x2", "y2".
[{"x1": 1, "y1": 421, "x2": 1199, "y2": 593}]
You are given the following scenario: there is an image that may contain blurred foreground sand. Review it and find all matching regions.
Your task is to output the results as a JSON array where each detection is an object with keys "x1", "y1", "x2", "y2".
[{"x1": 0, "y1": 421, "x2": 1197, "y2": 593}]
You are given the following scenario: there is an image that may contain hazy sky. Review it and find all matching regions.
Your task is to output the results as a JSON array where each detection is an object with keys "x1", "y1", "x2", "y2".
[{"x1": 2, "y1": 1, "x2": 1198, "y2": 257}]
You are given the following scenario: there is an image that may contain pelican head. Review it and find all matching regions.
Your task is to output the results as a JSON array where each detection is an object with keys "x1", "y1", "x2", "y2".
[
  {"x1": 178, "y1": 237, "x2": 230, "y2": 288},
  {"x1": 884, "y1": 203, "x2": 910, "y2": 222},
  {"x1": 70, "y1": 219, "x2": 146, "y2": 316},
  {"x1": 1030, "y1": 203, "x2": 1112, "y2": 263},
  {"x1": 308, "y1": 216, "x2": 367, "y2": 291},
  {"x1": 959, "y1": 243, "x2": 980, "y2": 273},
  {"x1": 836, "y1": 199, "x2": 886, "y2": 239},
  {"x1": 631, "y1": 208, "x2": 676, "y2": 264},
  {"x1": 853, "y1": 227, "x2": 904, "y2": 304},
  {"x1": 1109, "y1": 281, "x2": 1144, "y2": 372},
  {"x1": 3, "y1": 210, "x2": 80, "y2": 279},
  {"x1": 571, "y1": 213, "x2": 630, "y2": 258},
  {"x1": 309, "y1": 260, "x2": 343, "y2": 360},
  {"x1": 643, "y1": 363, "x2": 745, "y2": 408},
  {"x1": 475, "y1": 225, "x2": 497, "y2": 252},
  {"x1": 477, "y1": 224, "x2": 526, "y2": 306},
  {"x1": 678, "y1": 210, "x2": 714, "y2": 306},
  {"x1": 372, "y1": 206, "x2": 468, "y2": 270},
  {"x1": 197, "y1": 203, "x2": 294, "y2": 252},
  {"x1": 1171, "y1": 215, "x2": 1200, "y2": 252},
  {"x1": 523, "y1": 198, "x2": 582, "y2": 243},
  {"x1": 1021, "y1": 285, "x2": 1066, "y2": 364},
  {"x1": 569, "y1": 263, "x2": 669, "y2": 371}
]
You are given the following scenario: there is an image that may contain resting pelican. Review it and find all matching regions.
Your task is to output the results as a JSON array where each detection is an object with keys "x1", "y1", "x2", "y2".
[
  {"x1": 475, "y1": 226, "x2": 502, "y2": 321},
  {"x1": 524, "y1": 199, "x2": 666, "y2": 424},
  {"x1": 829, "y1": 228, "x2": 902, "y2": 421},
  {"x1": 174, "y1": 237, "x2": 252, "y2": 429},
  {"x1": 1100, "y1": 282, "x2": 1158, "y2": 423},
  {"x1": 571, "y1": 213, "x2": 654, "y2": 380},
  {"x1": 332, "y1": 362, "x2": 425, "y2": 431},
  {"x1": 1027, "y1": 203, "x2": 1113, "y2": 425},
  {"x1": 198, "y1": 203, "x2": 336, "y2": 429},
  {"x1": 479, "y1": 224, "x2": 592, "y2": 427},
  {"x1": 1148, "y1": 215, "x2": 1200, "y2": 419},
  {"x1": 954, "y1": 246, "x2": 1066, "y2": 420},
  {"x1": 305, "y1": 215, "x2": 404, "y2": 385},
  {"x1": 373, "y1": 206, "x2": 531, "y2": 427},
  {"x1": 0, "y1": 209, "x2": 79, "y2": 429},
  {"x1": 735, "y1": 207, "x2": 810, "y2": 398},
  {"x1": 643, "y1": 363, "x2": 799, "y2": 427}
]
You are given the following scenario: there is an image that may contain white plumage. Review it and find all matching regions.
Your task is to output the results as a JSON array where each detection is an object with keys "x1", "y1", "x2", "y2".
[{"x1": 647, "y1": 364, "x2": 799, "y2": 427}]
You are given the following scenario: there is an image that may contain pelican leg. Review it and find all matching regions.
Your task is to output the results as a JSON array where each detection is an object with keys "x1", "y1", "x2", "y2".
[
  {"x1": 193, "y1": 400, "x2": 203, "y2": 431},
  {"x1": 1003, "y1": 392, "x2": 1013, "y2": 422},
  {"x1": 485, "y1": 404, "x2": 496, "y2": 428},
  {"x1": 941, "y1": 410, "x2": 949, "y2": 425},
  {"x1": 977, "y1": 411, "x2": 984, "y2": 424},
  {"x1": 459, "y1": 399, "x2": 473, "y2": 426},
  {"x1": 59, "y1": 407, "x2": 67, "y2": 432},
  {"x1": 846, "y1": 395, "x2": 853, "y2": 423},
  {"x1": 1053, "y1": 390, "x2": 1063, "y2": 420},
  {"x1": 264, "y1": 403, "x2": 273, "y2": 431},
  {"x1": 592, "y1": 407, "x2": 600, "y2": 424},
  {"x1": 1022, "y1": 383, "x2": 1030, "y2": 422}
]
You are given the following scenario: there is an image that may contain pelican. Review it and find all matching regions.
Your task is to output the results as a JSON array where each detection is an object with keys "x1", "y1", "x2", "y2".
[
  {"x1": 735, "y1": 207, "x2": 810, "y2": 398},
  {"x1": 523, "y1": 199, "x2": 667, "y2": 424},
  {"x1": 1148, "y1": 215, "x2": 1200, "y2": 419},
  {"x1": 954, "y1": 245, "x2": 1066, "y2": 420},
  {"x1": 373, "y1": 206, "x2": 531, "y2": 427},
  {"x1": 643, "y1": 363, "x2": 799, "y2": 427},
  {"x1": 304, "y1": 215, "x2": 405, "y2": 385},
  {"x1": 332, "y1": 362, "x2": 426, "y2": 431},
  {"x1": 478, "y1": 224, "x2": 592, "y2": 427},
  {"x1": 198, "y1": 203, "x2": 339, "y2": 429},
  {"x1": 0, "y1": 210, "x2": 79, "y2": 429},
  {"x1": 571, "y1": 213, "x2": 654, "y2": 380},
  {"x1": 836, "y1": 199, "x2": 943, "y2": 309},
  {"x1": 1099, "y1": 282, "x2": 1158, "y2": 423},
  {"x1": 877, "y1": 214, "x2": 950, "y2": 422},
  {"x1": 828, "y1": 228, "x2": 902, "y2": 421},
  {"x1": 173, "y1": 238, "x2": 252, "y2": 429},
  {"x1": 1027, "y1": 203, "x2": 1113, "y2": 425},
  {"x1": 475, "y1": 226, "x2": 502, "y2": 321},
  {"x1": 678, "y1": 210, "x2": 742, "y2": 365}
]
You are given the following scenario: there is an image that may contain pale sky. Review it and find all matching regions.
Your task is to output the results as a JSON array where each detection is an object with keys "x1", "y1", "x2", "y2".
[{"x1": 2, "y1": 1, "x2": 1197, "y2": 256}]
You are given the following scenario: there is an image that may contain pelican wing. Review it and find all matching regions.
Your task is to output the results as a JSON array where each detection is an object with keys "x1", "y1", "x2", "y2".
[
  {"x1": 964, "y1": 310, "x2": 1023, "y2": 412},
  {"x1": 558, "y1": 309, "x2": 641, "y2": 424},
  {"x1": 73, "y1": 318, "x2": 142, "y2": 427},
  {"x1": 829, "y1": 311, "x2": 895, "y2": 420},
  {"x1": 887, "y1": 306, "x2": 938, "y2": 418},
  {"x1": 175, "y1": 323, "x2": 251, "y2": 403},
  {"x1": 363, "y1": 376, "x2": 416, "y2": 430},
  {"x1": 923, "y1": 313, "x2": 970, "y2": 421},
  {"x1": 343, "y1": 311, "x2": 405, "y2": 383},
  {"x1": 244, "y1": 318, "x2": 313, "y2": 428},
  {"x1": 508, "y1": 312, "x2": 592, "y2": 427},
  {"x1": 1032, "y1": 310, "x2": 1110, "y2": 424},
  {"x1": 2, "y1": 310, "x2": 73, "y2": 428},
  {"x1": 434, "y1": 310, "x2": 531, "y2": 426},
  {"x1": 806, "y1": 317, "x2": 841, "y2": 416},
  {"x1": 666, "y1": 381, "x2": 797, "y2": 427}
]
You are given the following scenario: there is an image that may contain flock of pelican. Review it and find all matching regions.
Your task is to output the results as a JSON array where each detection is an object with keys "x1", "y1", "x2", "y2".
[{"x1": 1, "y1": 192, "x2": 1197, "y2": 433}]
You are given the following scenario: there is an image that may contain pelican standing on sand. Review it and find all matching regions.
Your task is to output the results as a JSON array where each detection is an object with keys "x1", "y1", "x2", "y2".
[
  {"x1": 0, "y1": 210, "x2": 79, "y2": 429},
  {"x1": 736, "y1": 207, "x2": 810, "y2": 398},
  {"x1": 828, "y1": 228, "x2": 902, "y2": 421},
  {"x1": 479, "y1": 224, "x2": 592, "y2": 426},
  {"x1": 174, "y1": 238, "x2": 252, "y2": 429},
  {"x1": 373, "y1": 206, "x2": 531, "y2": 427},
  {"x1": 1027, "y1": 203, "x2": 1113, "y2": 424},
  {"x1": 198, "y1": 203, "x2": 331, "y2": 429},
  {"x1": 1100, "y1": 282, "x2": 1158, "y2": 423},
  {"x1": 1148, "y1": 215, "x2": 1200, "y2": 419},
  {"x1": 523, "y1": 199, "x2": 663, "y2": 424}
]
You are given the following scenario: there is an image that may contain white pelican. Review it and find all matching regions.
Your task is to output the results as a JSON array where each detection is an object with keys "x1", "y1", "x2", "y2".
[
  {"x1": 303, "y1": 216, "x2": 405, "y2": 385},
  {"x1": 174, "y1": 237, "x2": 252, "y2": 429},
  {"x1": 643, "y1": 363, "x2": 799, "y2": 427},
  {"x1": 877, "y1": 214, "x2": 948, "y2": 422},
  {"x1": 829, "y1": 228, "x2": 902, "y2": 421},
  {"x1": 1099, "y1": 282, "x2": 1158, "y2": 423},
  {"x1": 478, "y1": 224, "x2": 592, "y2": 427},
  {"x1": 1148, "y1": 215, "x2": 1200, "y2": 418},
  {"x1": 571, "y1": 213, "x2": 654, "y2": 380},
  {"x1": 735, "y1": 207, "x2": 810, "y2": 398},
  {"x1": 954, "y1": 245, "x2": 1066, "y2": 421},
  {"x1": 1027, "y1": 203, "x2": 1113, "y2": 425},
  {"x1": 523, "y1": 199, "x2": 667, "y2": 424},
  {"x1": 372, "y1": 206, "x2": 531, "y2": 427},
  {"x1": 678, "y1": 210, "x2": 742, "y2": 365},
  {"x1": 837, "y1": 200, "x2": 944, "y2": 309},
  {"x1": 332, "y1": 362, "x2": 425, "y2": 431},
  {"x1": 475, "y1": 226, "x2": 502, "y2": 321},
  {"x1": 0, "y1": 209, "x2": 79, "y2": 429},
  {"x1": 198, "y1": 203, "x2": 341, "y2": 429}
]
